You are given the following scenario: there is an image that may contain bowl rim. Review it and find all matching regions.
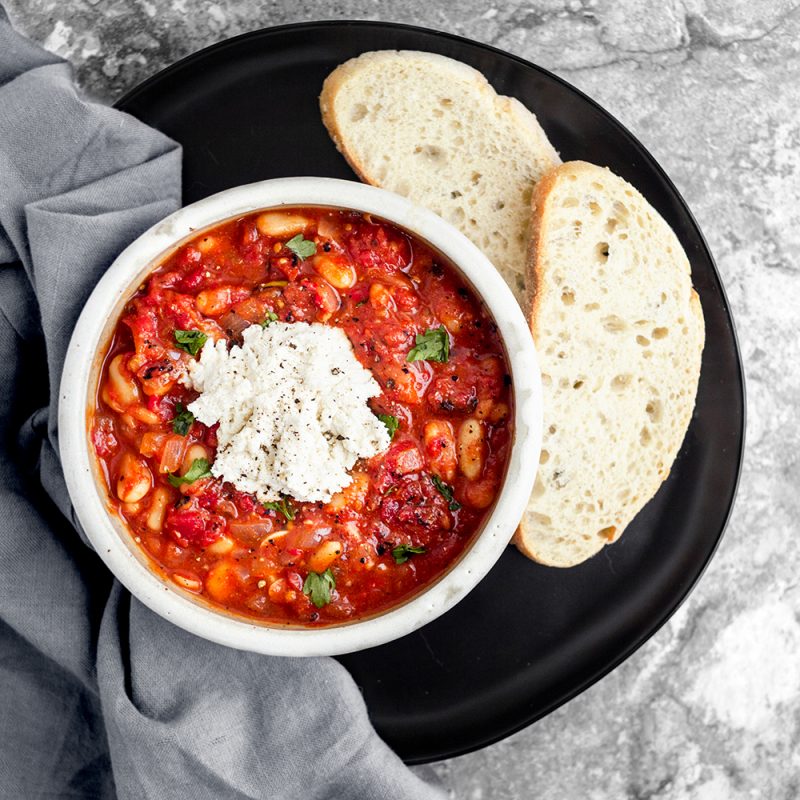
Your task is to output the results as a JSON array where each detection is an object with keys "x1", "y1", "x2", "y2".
[{"x1": 58, "y1": 176, "x2": 542, "y2": 656}]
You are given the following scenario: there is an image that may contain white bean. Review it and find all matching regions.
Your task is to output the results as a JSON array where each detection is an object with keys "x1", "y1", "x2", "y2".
[
  {"x1": 206, "y1": 535, "x2": 235, "y2": 556},
  {"x1": 313, "y1": 254, "x2": 356, "y2": 289},
  {"x1": 457, "y1": 418, "x2": 485, "y2": 480},
  {"x1": 308, "y1": 540, "x2": 343, "y2": 573},
  {"x1": 146, "y1": 487, "x2": 170, "y2": 531},
  {"x1": 108, "y1": 354, "x2": 140, "y2": 408},
  {"x1": 181, "y1": 444, "x2": 209, "y2": 474},
  {"x1": 256, "y1": 212, "x2": 311, "y2": 238},
  {"x1": 117, "y1": 452, "x2": 152, "y2": 503},
  {"x1": 171, "y1": 572, "x2": 203, "y2": 592}
]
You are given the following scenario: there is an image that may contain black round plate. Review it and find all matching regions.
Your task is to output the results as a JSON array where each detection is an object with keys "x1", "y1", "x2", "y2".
[{"x1": 116, "y1": 21, "x2": 745, "y2": 764}]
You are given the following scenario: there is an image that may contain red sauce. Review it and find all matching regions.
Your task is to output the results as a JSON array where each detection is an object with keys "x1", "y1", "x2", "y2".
[{"x1": 92, "y1": 207, "x2": 513, "y2": 625}]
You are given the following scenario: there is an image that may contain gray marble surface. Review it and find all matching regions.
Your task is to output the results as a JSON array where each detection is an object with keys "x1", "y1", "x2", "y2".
[{"x1": 5, "y1": 1, "x2": 799, "y2": 798}]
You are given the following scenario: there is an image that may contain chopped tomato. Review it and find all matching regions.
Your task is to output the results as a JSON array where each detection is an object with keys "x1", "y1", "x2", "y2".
[{"x1": 165, "y1": 506, "x2": 226, "y2": 548}]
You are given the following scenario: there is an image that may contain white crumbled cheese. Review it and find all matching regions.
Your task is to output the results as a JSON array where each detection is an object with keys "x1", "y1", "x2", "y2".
[{"x1": 185, "y1": 322, "x2": 390, "y2": 503}]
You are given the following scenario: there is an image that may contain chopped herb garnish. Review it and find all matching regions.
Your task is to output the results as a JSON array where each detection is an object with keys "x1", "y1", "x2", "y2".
[
  {"x1": 171, "y1": 403, "x2": 195, "y2": 436},
  {"x1": 285, "y1": 233, "x2": 317, "y2": 259},
  {"x1": 168, "y1": 458, "x2": 212, "y2": 487},
  {"x1": 263, "y1": 497, "x2": 296, "y2": 521},
  {"x1": 355, "y1": 299, "x2": 367, "y2": 307},
  {"x1": 430, "y1": 474, "x2": 461, "y2": 511},
  {"x1": 407, "y1": 325, "x2": 449, "y2": 363},
  {"x1": 392, "y1": 544, "x2": 427, "y2": 565},
  {"x1": 261, "y1": 311, "x2": 279, "y2": 328},
  {"x1": 377, "y1": 413, "x2": 399, "y2": 439},
  {"x1": 303, "y1": 568, "x2": 335, "y2": 608},
  {"x1": 174, "y1": 329, "x2": 207, "y2": 356}
]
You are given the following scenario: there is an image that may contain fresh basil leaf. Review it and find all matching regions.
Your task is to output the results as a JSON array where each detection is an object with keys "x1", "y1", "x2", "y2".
[
  {"x1": 168, "y1": 457, "x2": 212, "y2": 487},
  {"x1": 406, "y1": 325, "x2": 449, "y2": 363},
  {"x1": 430, "y1": 474, "x2": 461, "y2": 511},
  {"x1": 285, "y1": 233, "x2": 317, "y2": 259},
  {"x1": 171, "y1": 403, "x2": 195, "y2": 436},
  {"x1": 263, "y1": 497, "x2": 296, "y2": 521},
  {"x1": 260, "y1": 311, "x2": 279, "y2": 328},
  {"x1": 391, "y1": 544, "x2": 427, "y2": 565},
  {"x1": 376, "y1": 413, "x2": 399, "y2": 440},
  {"x1": 174, "y1": 329, "x2": 208, "y2": 356},
  {"x1": 303, "y1": 568, "x2": 335, "y2": 608}
]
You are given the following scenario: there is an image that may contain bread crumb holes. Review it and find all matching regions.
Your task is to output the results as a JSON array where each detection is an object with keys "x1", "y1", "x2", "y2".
[
  {"x1": 645, "y1": 399, "x2": 662, "y2": 422},
  {"x1": 602, "y1": 315, "x2": 626, "y2": 333},
  {"x1": 350, "y1": 103, "x2": 368, "y2": 122},
  {"x1": 539, "y1": 449, "x2": 550, "y2": 464},
  {"x1": 611, "y1": 374, "x2": 632, "y2": 392}
]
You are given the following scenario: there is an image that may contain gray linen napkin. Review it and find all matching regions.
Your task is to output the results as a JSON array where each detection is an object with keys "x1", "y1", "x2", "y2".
[{"x1": 0, "y1": 10, "x2": 444, "y2": 799}]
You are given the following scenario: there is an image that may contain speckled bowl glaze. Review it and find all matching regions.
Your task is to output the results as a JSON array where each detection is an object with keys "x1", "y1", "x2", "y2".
[{"x1": 59, "y1": 177, "x2": 542, "y2": 656}]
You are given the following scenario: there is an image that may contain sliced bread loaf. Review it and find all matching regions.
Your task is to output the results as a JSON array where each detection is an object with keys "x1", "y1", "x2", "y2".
[
  {"x1": 514, "y1": 161, "x2": 705, "y2": 567},
  {"x1": 320, "y1": 50, "x2": 560, "y2": 304}
]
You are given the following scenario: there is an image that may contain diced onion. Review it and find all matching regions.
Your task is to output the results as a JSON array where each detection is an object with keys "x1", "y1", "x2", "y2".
[
  {"x1": 218, "y1": 311, "x2": 252, "y2": 338},
  {"x1": 216, "y1": 499, "x2": 239, "y2": 518},
  {"x1": 285, "y1": 525, "x2": 329, "y2": 550},
  {"x1": 159, "y1": 434, "x2": 187, "y2": 474},
  {"x1": 316, "y1": 214, "x2": 338, "y2": 240},
  {"x1": 139, "y1": 431, "x2": 168, "y2": 458},
  {"x1": 229, "y1": 520, "x2": 273, "y2": 545},
  {"x1": 379, "y1": 271, "x2": 414, "y2": 289}
]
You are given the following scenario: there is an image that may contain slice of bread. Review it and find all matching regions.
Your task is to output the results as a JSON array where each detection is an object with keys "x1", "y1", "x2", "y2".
[
  {"x1": 514, "y1": 161, "x2": 705, "y2": 567},
  {"x1": 320, "y1": 50, "x2": 560, "y2": 304}
]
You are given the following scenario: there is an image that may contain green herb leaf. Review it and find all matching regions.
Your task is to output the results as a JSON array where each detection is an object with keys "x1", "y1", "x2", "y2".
[
  {"x1": 430, "y1": 474, "x2": 461, "y2": 511},
  {"x1": 171, "y1": 403, "x2": 195, "y2": 436},
  {"x1": 406, "y1": 325, "x2": 449, "y2": 363},
  {"x1": 168, "y1": 458, "x2": 212, "y2": 487},
  {"x1": 391, "y1": 544, "x2": 427, "y2": 565},
  {"x1": 263, "y1": 497, "x2": 296, "y2": 521},
  {"x1": 285, "y1": 233, "x2": 317, "y2": 259},
  {"x1": 303, "y1": 568, "x2": 335, "y2": 608},
  {"x1": 376, "y1": 413, "x2": 399, "y2": 440},
  {"x1": 174, "y1": 329, "x2": 208, "y2": 356},
  {"x1": 260, "y1": 311, "x2": 279, "y2": 328}
]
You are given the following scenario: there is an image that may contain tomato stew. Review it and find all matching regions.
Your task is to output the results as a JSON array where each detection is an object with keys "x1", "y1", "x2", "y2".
[{"x1": 92, "y1": 207, "x2": 513, "y2": 625}]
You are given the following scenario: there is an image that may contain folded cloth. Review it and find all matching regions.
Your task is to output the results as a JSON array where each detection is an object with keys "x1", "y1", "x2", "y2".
[{"x1": 0, "y1": 9, "x2": 443, "y2": 799}]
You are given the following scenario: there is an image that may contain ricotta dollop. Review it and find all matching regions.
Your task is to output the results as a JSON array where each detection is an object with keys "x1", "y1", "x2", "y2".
[{"x1": 185, "y1": 322, "x2": 390, "y2": 503}]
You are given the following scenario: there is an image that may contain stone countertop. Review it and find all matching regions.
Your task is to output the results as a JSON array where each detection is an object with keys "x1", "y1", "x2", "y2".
[{"x1": 6, "y1": 1, "x2": 799, "y2": 798}]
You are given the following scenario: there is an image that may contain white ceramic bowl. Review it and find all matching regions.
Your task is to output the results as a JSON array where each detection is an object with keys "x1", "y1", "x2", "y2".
[{"x1": 59, "y1": 177, "x2": 542, "y2": 656}]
